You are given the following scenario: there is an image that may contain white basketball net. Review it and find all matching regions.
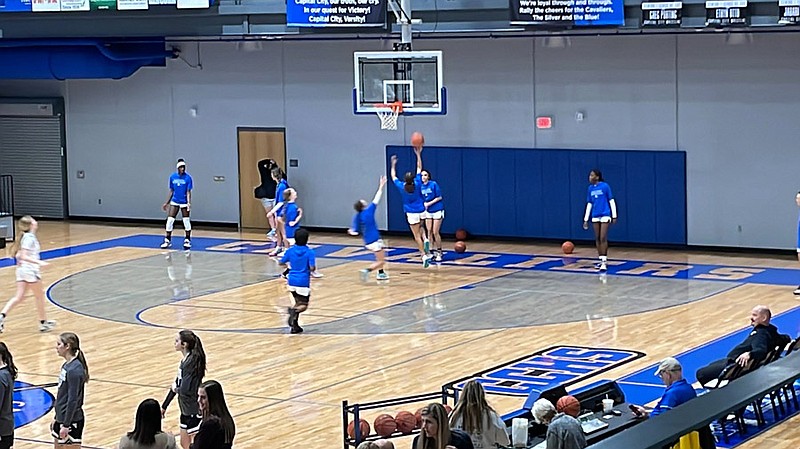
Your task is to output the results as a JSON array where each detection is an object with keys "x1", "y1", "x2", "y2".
[{"x1": 375, "y1": 102, "x2": 403, "y2": 130}]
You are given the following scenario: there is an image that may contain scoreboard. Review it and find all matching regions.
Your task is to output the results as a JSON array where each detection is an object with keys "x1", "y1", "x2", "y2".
[
  {"x1": 510, "y1": 0, "x2": 625, "y2": 26},
  {"x1": 0, "y1": 0, "x2": 213, "y2": 11}
]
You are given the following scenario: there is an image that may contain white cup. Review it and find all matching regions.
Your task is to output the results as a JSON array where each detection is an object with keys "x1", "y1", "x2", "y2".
[{"x1": 602, "y1": 398, "x2": 614, "y2": 413}]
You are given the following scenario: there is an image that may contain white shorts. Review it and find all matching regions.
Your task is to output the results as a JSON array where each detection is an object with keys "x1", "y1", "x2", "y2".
[
  {"x1": 169, "y1": 201, "x2": 189, "y2": 209},
  {"x1": 260, "y1": 198, "x2": 274, "y2": 209},
  {"x1": 16, "y1": 267, "x2": 41, "y2": 283},
  {"x1": 406, "y1": 212, "x2": 422, "y2": 225},
  {"x1": 288, "y1": 285, "x2": 311, "y2": 297},
  {"x1": 286, "y1": 238, "x2": 296, "y2": 246},
  {"x1": 591, "y1": 216, "x2": 612, "y2": 223},
  {"x1": 365, "y1": 239, "x2": 385, "y2": 252},
  {"x1": 421, "y1": 210, "x2": 445, "y2": 220}
]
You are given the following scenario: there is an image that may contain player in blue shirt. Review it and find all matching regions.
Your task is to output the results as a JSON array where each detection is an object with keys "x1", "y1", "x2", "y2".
[
  {"x1": 267, "y1": 168, "x2": 290, "y2": 255},
  {"x1": 349, "y1": 176, "x2": 389, "y2": 282},
  {"x1": 420, "y1": 167, "x2": 444, "y2": 262},
  {"x1": 390, "y1": 149, "x2": 432, "y2": 268},
  {"x1": 582, "y1": 169, "x2": 617, "y2": 272},
  {"x1": 279, "y1": 228, "x2": 316, "y2": 334},
  {"x1": 161, "y1": 159, "x2": 194, "y2": 250}
]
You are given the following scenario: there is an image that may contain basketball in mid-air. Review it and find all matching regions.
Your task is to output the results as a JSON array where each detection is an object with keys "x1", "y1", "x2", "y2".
[{"x1": 411, "y1": 132, "x2": 425, "y2": 148}]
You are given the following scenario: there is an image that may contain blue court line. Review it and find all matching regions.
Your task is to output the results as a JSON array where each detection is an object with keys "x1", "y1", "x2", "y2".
[{"x1": 6, "y1": 233, "x2": 800, "y2": 288}]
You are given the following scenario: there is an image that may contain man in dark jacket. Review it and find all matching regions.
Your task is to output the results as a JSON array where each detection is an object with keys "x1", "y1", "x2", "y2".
[{"x1": 696, "y1": 305, "x2": 785, "y2": 386}]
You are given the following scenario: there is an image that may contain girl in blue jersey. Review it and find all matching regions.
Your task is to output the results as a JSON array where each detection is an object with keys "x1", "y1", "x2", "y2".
[
  {"x1": 390, "y1": 150, "x2": 432, "y2": 268},
  {"x1": 582, "y1": 169, "x2": 617, "y2": 272},
  {"x1": 267, "y1": 168, "x2": 289, "y2": 255},
  {"x1": 349, "y1": 176, "x2": 389, "y2": 282},
  {"x1": 420, "y1": 168, "x2": 444, "y2": 262},
  {"x1": 161, "y1": 159, "x2": 194, "y2": 250}
]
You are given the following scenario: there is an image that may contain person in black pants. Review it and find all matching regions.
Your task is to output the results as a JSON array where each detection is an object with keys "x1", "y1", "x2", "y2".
[
  {"x1": 695, "y1": 305, "x2": 785, "y2": 386},
  {"x1": 0, "y1": 343, "x2": 17, "y2": 449}
]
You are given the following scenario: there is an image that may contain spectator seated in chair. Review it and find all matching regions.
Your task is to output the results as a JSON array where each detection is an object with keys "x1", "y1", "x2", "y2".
[
  {"x1": 695, "y1": 305, "x2": 786, "y2": 387},
  {"x1": 631, "y1": 357, "x2": 697, "y2": 418}
]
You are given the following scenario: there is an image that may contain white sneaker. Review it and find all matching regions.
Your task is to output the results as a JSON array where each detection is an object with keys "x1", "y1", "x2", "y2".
[
  {"x1": 434, "y1": 251, "x2": 442, "y2": 262},
  {"x1": 183, "y1": 239, "x2": 191, "y2": 250},
  {"x1": 39, "y1": 320, "x2": 56, "y2": 332},
  {"x1": 0, "y1": 316, "x2": 4, "y2": 333},
  {"x1": 376, "y1": 272, "x2": 390, "y2": 281},
  {"x1": 359, "y1": 269, "x2": 370, "y2": 282},
  {"x1": 422, "y1": 254, "x2": 432, "y2": 269},
  {"x1": 794, "y1": 286, "x2": 800, "y2": 296},
  {"x1": 599, "y1": 262, "x2": 607, "y2": 272},
  {"x1": 311, "y1": 271, "x2": 324, "y2": 278},
  {"x1": 160, "y1": 239, "x2": 171, "y2": 249}
]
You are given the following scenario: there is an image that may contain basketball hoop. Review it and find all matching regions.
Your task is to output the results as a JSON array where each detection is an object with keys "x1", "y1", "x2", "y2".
[{"x1": 374, "y1": 101, "x2": 403, "y2": 130}]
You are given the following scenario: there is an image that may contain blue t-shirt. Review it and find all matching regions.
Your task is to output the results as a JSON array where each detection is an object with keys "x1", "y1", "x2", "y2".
[
  {"x1": 420, "y1": 180, "x2": 443, "y2": 213},
  {"x1": 650, "y1": 379, "x2": 697, "y2": 417},
  {"x1": 393, "y1": 173, "x2": 424, "y2": 213},
  {"x1": 279, "y1": 245, "x2": 316, "y2": 288},
  {"x1": 586, "y1": 181, "x2": 614, "y2": 218},
  {"x1": 284, "y1": 202, "x2": 300, "y2": 239},
  {"x1": 351, "y1": 203, "x2": 381, "y2": 246},
  {"x1": 275, "y1": 179, "x2": 289, "y2": 216},
  {"x1": 169, "y1": 172, "x2": 193, "y2": 204}
]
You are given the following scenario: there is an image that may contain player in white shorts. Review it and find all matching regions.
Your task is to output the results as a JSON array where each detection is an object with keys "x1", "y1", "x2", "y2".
[
  {"x1": 349, "y1": 176, "x2": 390, "y2": 281},
  {"x1": 161, "y1": 159, "x2": 194, "y2": 250},
  {"x1": 0, "y1": 215, "x2": 56, "y2": 333},
  {"x1": 582, "y1": 169, "x2": 618, "y2": 272}
]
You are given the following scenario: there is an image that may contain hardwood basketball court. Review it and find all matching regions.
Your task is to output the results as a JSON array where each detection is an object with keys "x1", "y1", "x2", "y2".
[{"x1": 1, "y1": 222, "x2": 798, "y2": 448}]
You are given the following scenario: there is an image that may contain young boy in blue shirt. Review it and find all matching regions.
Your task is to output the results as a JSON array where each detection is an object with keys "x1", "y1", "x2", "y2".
[{"x1": 279, "y1": 228, "x2": 316, "y2": 334}]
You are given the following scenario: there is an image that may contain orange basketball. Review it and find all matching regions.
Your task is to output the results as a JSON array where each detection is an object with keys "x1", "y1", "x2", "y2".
[
  {"x1": 411, "y1": 131, "x2": 425, "y2": 148},
  {"x1": 562, "y1": 241, "x2": 575, "y2": 254},
  {"x1": 455, "y1": 228, "x2": 468, "y2": 241},
  {"x1": 347, "y1": 419, "x2": 371, "y2": 441},
  {"x1": 395, "y1": 411, "x2": 416, "y2": 434},
  {"x1": 373, "y1": 414, "x2": 397, "y2": 437},
  {"x1": 454, "y1": 241, "x2": 467, "y2": 253},
  {"x1": 414, "y1": 407, "x2": 424, "y2": 428},
  {"x1": 556, "y1": 395, "x2": 581, "y2": 418}
]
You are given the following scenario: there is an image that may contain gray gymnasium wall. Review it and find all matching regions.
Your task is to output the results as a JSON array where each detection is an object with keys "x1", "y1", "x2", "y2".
[{"x1": 1, "y1": 33, "x2": 799, "y2": 249}]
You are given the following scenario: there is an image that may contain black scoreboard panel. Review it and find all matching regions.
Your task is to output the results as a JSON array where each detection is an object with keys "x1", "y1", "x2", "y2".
[
  {"x1": 779, "y1": 0, "x2": 800, "y2": 24},
  {"x1": 641, "y1": 1, "x2": 682, "y2": 27},
  {"x1": 705, "y1": 0, "x2": 748, "y2": 26}
]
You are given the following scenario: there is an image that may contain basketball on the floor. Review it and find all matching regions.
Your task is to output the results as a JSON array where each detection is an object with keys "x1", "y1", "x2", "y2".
[
  {"x1": 455, "y1": 228, "x2": 468, "y2": 241},
  {"x1": 395, "y1": 411, "x2": 416, "y2": 434},
  {"x1": 556, "y1": 395, "x2": 581, "y2": 417},
  {"x1": 373, "y1": 414, "x2": 397, "y2": 437},
  {"x1": 347, "y1": 419, "x2": 371, "y2": 441},
  {"x1": 454, "y1": 241, "x2": 467, "y2": 253},
  {"x1": 562, "y1": 241, "x2": 575, "y2": 254},
  {"x1": 411, "y1": 131, "x2": 425, "y2": 148}
]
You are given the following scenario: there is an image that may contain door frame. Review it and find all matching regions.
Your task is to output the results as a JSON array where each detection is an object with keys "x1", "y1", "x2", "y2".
[{"x1": 236, "y1": 126, "x2": 287, "y2": 229}]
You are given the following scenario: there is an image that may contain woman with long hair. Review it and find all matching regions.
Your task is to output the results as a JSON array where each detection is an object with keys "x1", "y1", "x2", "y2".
[
  {"x1": 582, "y1": 169, "x2": 617, "y2": 272},
  {"x1": 349, "y1": 176, "x2": 389, "y2": 282},
  {"x1": 267, "y1": 167, "x2": 290, "y2": 255},
  {"x1": 0, "y1": 343, "x2": 17, "y2": 449},
  {"x1": 420, "y1": 167, "x2": 445, "y2": 262},
  {"x1": 52, "y1": 332, "x2": 89, "y2": 447},
  {"x1": 161, "y1": 330, "x2": 206, "y2": 449},
  {"x1": 191, "y1": 380, "x2": 235, "y2": 449},
  {"x1": 0, "y1": 215, "x2": 56, "y2": 333},
  {"x1": 119, "y1": 399, "x2": 177, "y2": 449},
  {"x1": 449, "y1": 380, "x2": 509, "y2": 448},
  {"x1": 413, "y1": 403, "x2": 473, "y2": 449},
  {"x1": 390, "y1": 149, "x2": 432, "y2": 268}
]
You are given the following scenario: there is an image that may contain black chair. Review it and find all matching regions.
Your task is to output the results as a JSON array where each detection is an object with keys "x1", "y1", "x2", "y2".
[
  {"x1": 781, "y1": 338, "x2": 800, "y2": 410},
  {"x1": 706, "y1": 362, "x2": 746, "y2": 443}
]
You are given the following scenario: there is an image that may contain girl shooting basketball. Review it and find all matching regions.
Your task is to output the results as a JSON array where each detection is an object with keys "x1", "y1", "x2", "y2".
[
  {"x1": 349, "y1": 176, "x2": 389, "y2": 282},
  {"x1": 390, "y1": 150, "x2": 432, "y2": 268}
]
